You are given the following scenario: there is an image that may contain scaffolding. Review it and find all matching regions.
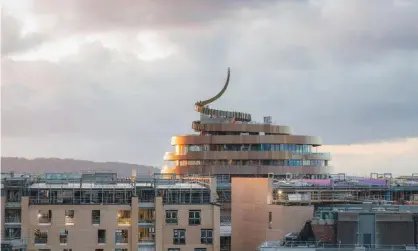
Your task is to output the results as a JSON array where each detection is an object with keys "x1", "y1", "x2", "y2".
[{"x1": 19, "y1": 172, "x2": 216, "y2": 205}]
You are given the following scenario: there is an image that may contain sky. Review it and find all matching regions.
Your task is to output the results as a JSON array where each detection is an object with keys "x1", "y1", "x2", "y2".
[{"x1": 1, "y1": 0, "x2": 417, "y2": 175}]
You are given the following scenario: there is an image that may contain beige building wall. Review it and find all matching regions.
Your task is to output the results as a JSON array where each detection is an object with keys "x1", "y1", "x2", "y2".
[
  {"x1": 20, "y1": 195, "x2": 220, "y2": 251},
  {"x1": 24, "y1": 198, "x2": 134, "y2": 251},
  {"x1": 231, "y1": 177, "x2": 314, "y2": 251},
  {"x1": 158, "y1": 199, "x2": 220, "y2": 251}
]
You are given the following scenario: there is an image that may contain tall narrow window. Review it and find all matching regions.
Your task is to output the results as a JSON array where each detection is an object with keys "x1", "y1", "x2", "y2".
[
  {"x1": 59, "y1": 229, "x2": 68, "y2": 244},
  {"x1": 65, "y1": 210, "x2": 74, "y2": 225},
  {"x1": 98, "y1": 229, "x2": 106, "y2": 244},
  {"x1": 115, "y1": 229, "x2": 128, "y2": 244},
  {"x1": 173, "y1": 229, "x2": 186, "y2": 245},
  {"x1": 92, "y1": 210, "x2": 100, "y2": 225},
  {"x1": 189, "y1": 210, "x2": 201, "y2": 225},
  {"x1": 268, "y1": 212, "x2": 272, "y2": 229},
  {"x1": 200, "y1": 229, "x2": 213, "y2": 244}
]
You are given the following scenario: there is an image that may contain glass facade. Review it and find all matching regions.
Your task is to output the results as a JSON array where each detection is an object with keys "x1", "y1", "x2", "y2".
[
  {"x1": 176, "y1": 159, "x2": 327, "y2": 167},
  {"x1": 179, "y1": 144, "x2": 327, "y2": 154}
]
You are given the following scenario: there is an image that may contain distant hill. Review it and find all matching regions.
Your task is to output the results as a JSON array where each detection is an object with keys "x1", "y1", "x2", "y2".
[{"x1": 1, "y1": 157, "x2": 160, "y2": 177}]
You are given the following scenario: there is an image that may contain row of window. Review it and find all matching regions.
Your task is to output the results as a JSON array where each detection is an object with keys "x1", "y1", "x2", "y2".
[
  {"x1": 166, "y1": 210, "x2": 201, "y2": 225},
  {"x1": 37, "y1": 209, "x2": 150, "y2": 225},
  {"x1": 172, "y1": 229, "x2": 213, "y2": 245},
  {"x1": 169, "y1": 249, "x2": 207, "y2": 251},
  {"x1": 34, "y1": 228, "x2": 212, "y2": 245},
  {"x1": 177, "y1": 159, "x2": 327, "y2": 167},
  {"x1": 37, "y1": 208, "x2": 209, "y2": 226},
  {"x1": 34, "y1": 228, "x2": 131, "y2": 245},
  {"x1": 176, "y1": 144, "x2": 316, "y2": 154}
]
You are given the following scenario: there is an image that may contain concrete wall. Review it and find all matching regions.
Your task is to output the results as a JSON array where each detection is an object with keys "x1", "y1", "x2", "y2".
[
  {"x1": 376, "y1": 213, "x2": 415, "y2": 246},
  {"x1": 336, "y1": 212, "x2": 416, "y2": 246},
  {"x1": 232, "y1": 178, "x2": 270, "y2": 251},
  {"x1": 231, "y1": 177, "x2": 313, "y2": 251},
  {"x1": 266, "y1": 205, "x2": 314, "y2": 240}
]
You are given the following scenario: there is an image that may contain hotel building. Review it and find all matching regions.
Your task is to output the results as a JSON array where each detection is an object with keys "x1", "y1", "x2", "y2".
[
  {"x1": 163, "y1": 68, "x2": 333, "y2": 251},
  {"x1": 164, "y1": 68, "x2": 332, "y2": 178}
]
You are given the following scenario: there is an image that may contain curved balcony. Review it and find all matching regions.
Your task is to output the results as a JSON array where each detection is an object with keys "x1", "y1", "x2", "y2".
[
  {"x1": 172, "y1": 165, "x2": 332, "y2": 175},
  {"x1": 192, "y1": 121, "x2": 293, "y2": 135},
  {"x1": 164, "y1": 151, "x2": 331, "y2": 161},
  {"x1": 171, "y1": 135, "x2": 322, "y2": 146}
]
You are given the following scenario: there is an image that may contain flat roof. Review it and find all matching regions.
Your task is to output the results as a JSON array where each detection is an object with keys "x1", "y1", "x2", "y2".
[{"x1": 28, "y1": 182, "x2": 207, "y2": 190}]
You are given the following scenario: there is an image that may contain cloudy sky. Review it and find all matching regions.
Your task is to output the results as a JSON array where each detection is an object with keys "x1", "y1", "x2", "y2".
[{"x1": 1, "y1": 0, "x2": 417, "y2": 175}]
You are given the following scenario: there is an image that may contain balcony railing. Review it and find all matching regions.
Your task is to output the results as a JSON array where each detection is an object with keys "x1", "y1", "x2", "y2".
[
  {"x1": 138, "y1": 219, "x2": 155, "y2": 224},
  {"x1": 1, "y1": 238, "x2": 26, "y2": 248},
  {"x1": 4, "y1": 217, "x2": 21, "y2": 224},
  {"x1": 115, "y1": 238, "x2": 128, "y2": 244},
  {"x1": 98, "y1": 237, "x2": 106, "y2": 244},
  {"x1": 29, "y1": 196, "x2": 132, "y2": 205},
  {"x1": 138, "y1": 236, "x2": 155, "y2": 243},
  {"x1": 5, "y1": 202, "x2": 21, "y2": 208}
]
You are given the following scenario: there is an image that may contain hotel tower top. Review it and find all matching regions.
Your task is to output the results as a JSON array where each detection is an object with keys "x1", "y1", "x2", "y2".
[{"x1": 165, "y1": 68, "x2": 331, "y2": 178}]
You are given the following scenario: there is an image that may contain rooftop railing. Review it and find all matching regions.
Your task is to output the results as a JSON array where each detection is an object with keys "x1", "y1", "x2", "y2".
[{"x1": 258, "y1": 241, "x2": 418, "y2": 250}]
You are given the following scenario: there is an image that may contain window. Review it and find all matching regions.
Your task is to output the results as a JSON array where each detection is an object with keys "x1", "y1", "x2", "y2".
[
  {"x1": 166, "y1": 210, "x2": 178, "y2": 224},
  {"x1": 59, "y1": 229, "x2": 68, "y2": 244},
  {"x1": 115, "y1": 229, "x2": 128, "y2": 244},
  {"x1": 200, "y1": 229, "x2": 213, "y2": 244},
  {"x1": 37, "y1": 210, "x2": 52, "y2": 224},
  {"x1": 138, "y1": 209, "x2": 155, "y2": 223},
  {"x1": 189, "y1": 210, "x2": 201, "y2": 225},
  {"x1": 98, "y1": 229, "x2": 106, "y2": 244},
  {"x1": 269, "y1": 212, "x2": 272, "y2": 229},
  {"x1": 138, "y1": 227, "x2": 155, "y2": 243},
  {"x1": 95, "y1": 249, "x2": 104, "y2": 251},
  {"x1": 34, "y1": 229, "x2": 48, "y2": 244},
  {"x1": 115, "y1": 249, "x2": 128, "y2": 251},
  {"x1": 92, "y1": 210, "x2": 100, "y2": 224},
  {"x1": 65, "y1": 210, "x2": 74, "y2": 225},
  {"x1": 195, "y1": 249, "x2": 207, "y2": 251},
  {"x1": 117, "y1": 210, "x2": 131, "y2": 225},
  {"x1": 63, "y1": 249, "x2": 72, "y2": 251},
  {"x1": 173, "y1": 229, "x2": 186, "y2": 245},
  {"x1": 168, "y1": 249, "x2": 180, "y2": 251}
]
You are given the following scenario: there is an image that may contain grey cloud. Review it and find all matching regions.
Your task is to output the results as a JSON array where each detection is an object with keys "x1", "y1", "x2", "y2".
[
  {"x1": 1, "y1": 11, "x2": 47, "y2": 56},
  {"x1": 1, "y1": 0, "x2": 418, "y2": 165},
  {"x1": 30, "y1": 0, "x2": 267, "y2": 33}
]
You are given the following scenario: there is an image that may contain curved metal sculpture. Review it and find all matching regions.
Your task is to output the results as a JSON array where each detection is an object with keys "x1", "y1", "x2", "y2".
[
  {"x1": 195, "y1": 68, "x2": 231, "y2": 110},
  {"x1": 192, "y1": 68, "x2": 252, "y2": 132}
]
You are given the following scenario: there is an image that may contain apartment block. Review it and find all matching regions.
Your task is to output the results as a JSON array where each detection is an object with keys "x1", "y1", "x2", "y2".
[{"x1": 1, "y1": 172, "x2": 220, "y2": 251}]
